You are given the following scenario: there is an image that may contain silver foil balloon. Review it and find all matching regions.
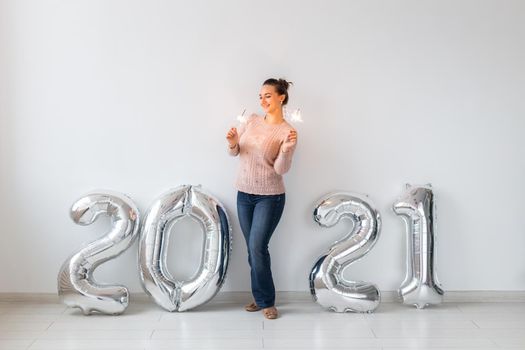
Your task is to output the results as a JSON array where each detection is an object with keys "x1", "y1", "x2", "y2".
[
  {"x1": 139, "y1": 185, "x2": 231, "y2": 311},
  {"x1": 57, "y1": 191, "x2": 140, "y2": 315},
  {"x1": 309, "y1": 192, "x2": 381, "y2": 313},
  {"x1": 393, "y1": 184, "x2": 444, "y2": 309}
]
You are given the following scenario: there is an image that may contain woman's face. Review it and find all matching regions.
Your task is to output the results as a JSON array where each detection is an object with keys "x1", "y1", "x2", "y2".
[{"x1": 259, "y1": 85, "x2": 285, "y2": 114}]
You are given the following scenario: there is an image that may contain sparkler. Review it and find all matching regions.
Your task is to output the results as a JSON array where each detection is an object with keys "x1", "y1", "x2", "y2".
[
  {"x1": 236, "y1": 108, "x2": 247, "y2": 124},
  {"x1": 290, "y1": 108, "x2": 303, "y2": 123}
]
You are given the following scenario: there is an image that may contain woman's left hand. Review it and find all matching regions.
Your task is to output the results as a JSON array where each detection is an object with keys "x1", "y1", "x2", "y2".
[{"x1": 282, "y1": 130, "x2": 297, "y2": 153}]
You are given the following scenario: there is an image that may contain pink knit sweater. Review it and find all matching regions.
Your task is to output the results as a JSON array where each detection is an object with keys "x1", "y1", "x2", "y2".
[{"x1": 228, "y1": 114, "x2": 297, "y2": 195}]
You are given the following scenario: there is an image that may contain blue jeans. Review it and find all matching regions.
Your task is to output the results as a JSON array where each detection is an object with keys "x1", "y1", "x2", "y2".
[{"x1": 237, "y1": 191, "x2": 285, "y2": 308}]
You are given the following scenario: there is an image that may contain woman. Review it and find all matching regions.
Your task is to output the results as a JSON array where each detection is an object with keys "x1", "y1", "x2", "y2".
[{"x1": 226, "y1": 78, "x2": 298, "y2": 320}]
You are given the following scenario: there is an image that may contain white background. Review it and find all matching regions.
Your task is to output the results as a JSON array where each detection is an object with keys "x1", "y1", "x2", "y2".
[{"x1": 0, "y1": 0, "x2": 524, "y2": 293}]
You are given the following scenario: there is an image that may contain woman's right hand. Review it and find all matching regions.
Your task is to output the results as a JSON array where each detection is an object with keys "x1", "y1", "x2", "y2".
[{"x1": 226, "y1": 127, "x2": 239, "y2": 147}]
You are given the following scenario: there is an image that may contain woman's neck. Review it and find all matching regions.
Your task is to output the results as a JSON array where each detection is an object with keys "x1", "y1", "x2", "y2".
[{"x1": 264, "y1": 110, "x2": 284, "y2": 124}]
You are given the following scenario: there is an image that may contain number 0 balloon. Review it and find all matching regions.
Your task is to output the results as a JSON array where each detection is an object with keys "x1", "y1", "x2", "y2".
[
  {"x1": 57, "y1": 191, "x2": 140, "y2": 315},
  {"x1": 139, "y1": 185, "x2": 232, "y2": 311},
  {"x1": 309, "y1": 192, "x2": 381, "y2": 313}
]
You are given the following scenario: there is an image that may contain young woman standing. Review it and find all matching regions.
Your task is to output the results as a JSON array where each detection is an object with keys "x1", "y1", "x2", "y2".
[{"x1": 226, "y1": 78, "x2": 298, "y2": 319}]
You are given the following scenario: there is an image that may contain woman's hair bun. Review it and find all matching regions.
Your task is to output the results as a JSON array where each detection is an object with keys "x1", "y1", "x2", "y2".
[{"x1": 277, "y1": 78, "x2": 292, "y2": 91}]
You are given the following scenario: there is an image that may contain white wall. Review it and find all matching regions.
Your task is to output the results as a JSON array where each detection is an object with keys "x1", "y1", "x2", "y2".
[{"x1": 1, "y1": 0, "x2": 524, "y2": 293}]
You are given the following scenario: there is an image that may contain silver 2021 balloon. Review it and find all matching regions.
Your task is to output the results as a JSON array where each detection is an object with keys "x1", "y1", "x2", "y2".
[
  {"x1": 309, "y1": 192, "x2": 381, "y2": 313},
  {"x1": 57, "y1": 191, "x2": 140, "y2": 315},
  {"x1": 139, "y1": 185, "x2": 231, "y2": 311},
  {"x1": 393, "y1": 184, "x2": 444, "y2": 308}
]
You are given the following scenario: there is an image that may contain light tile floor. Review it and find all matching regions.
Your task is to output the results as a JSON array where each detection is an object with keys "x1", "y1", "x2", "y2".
[{"x1": 1, "y1": 299, "x2": 525, "y2": 349}]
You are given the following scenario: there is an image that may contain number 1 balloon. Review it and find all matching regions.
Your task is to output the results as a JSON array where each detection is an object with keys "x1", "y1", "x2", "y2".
[
  {"x1": 309, "y1": 192, "x2": 381, "y2": 313},
  {"x1": 393, "y1": 184, "x2": 444, "y2": 308},
  {"x1": 57, "y1": 191, "x2": 140, "y2": 315},
  {"x1": 139, "y1": 185, "x2": 231, "y2": 311}
]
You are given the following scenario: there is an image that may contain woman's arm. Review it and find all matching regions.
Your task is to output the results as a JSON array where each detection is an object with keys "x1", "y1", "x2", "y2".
[
  {"x1": 274, "y1": 129, "x2": 298, "y2": 175},
  {"x1": 226, "y1": 128, "x2": 240, "y2": 156},
  {"x1": 226, "y1": 114, "x2": 256, "y2": 157}
]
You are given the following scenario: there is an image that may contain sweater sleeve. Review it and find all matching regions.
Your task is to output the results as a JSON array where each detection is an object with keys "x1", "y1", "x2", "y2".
[
  {"x1": 273, "y1": 140, "x2": 297, "y2": 175},
  {"x1": 227, "y1": 143, "x2": 240, "y2": 156},
  {"x1": 227, "y1": 114, "x2": 257, "y2": 157}
]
